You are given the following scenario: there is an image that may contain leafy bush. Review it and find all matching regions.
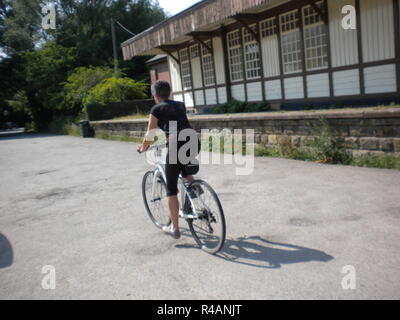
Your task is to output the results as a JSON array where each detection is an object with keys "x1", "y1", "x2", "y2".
[
  {"x1": 47, "y1": 116, "x2": 81, "y2": 136},
  {"x1": 212, "y1": 99, "x2": 271, "y2": 114},
  {"x1": 306, "y1": 118, "x2": 353, "y2": 164},
  {"x1": 83, "y1": 77, "x2": 148, "y2": 108},
  {"x1": 63, "y1": 66, "x2": 116, "y2": 110}
]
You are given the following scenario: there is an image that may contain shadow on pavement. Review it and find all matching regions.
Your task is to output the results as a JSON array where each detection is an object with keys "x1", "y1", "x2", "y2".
[
  {"x1": 177, "y1": 235, "x2": 333, "y2": 269},
  {"x1": 0, "y1": 132, "x2": 57, "y2": 141},
  {"x1": 217, "y1": 236, "x2": 334, "y2": 269},
  {"x1": 0, "y1": 233, "x2": 13, "y2": 269}
]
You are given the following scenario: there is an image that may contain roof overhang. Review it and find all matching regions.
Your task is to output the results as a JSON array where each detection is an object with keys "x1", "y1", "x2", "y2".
[{"x1": 121, "y1": 0, "x2": 291, "y2": 60}]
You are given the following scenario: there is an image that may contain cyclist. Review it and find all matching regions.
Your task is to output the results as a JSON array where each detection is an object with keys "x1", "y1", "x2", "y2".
[{"x1": 137, "y1": 80, "x2": 200, "y2": 239}]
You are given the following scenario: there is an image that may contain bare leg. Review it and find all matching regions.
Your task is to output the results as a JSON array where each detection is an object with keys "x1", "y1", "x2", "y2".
[
  {"x1": 167, "y1": 195, "x2": 180, "y2": 232},
  {"x1": 183, "y1": 175, "x2": 194, "y2": 183}
]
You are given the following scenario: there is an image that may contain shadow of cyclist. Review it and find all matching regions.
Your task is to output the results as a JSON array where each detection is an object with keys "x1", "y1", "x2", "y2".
[
  {"x1": 216, "y1": 236, "x2": 334, "y2": 269},
  {"x1": 0, "y1": 233, "x2": 13, "y2": 269}
]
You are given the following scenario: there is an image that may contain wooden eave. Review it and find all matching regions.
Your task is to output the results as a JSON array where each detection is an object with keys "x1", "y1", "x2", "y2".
[{"x1": 121, "y1": 0, "x2": 290, "y2": 59}]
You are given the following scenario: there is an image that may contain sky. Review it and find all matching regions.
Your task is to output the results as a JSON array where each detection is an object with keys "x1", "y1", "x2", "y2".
[{"x1": 158, "y1": 0, "x2": 202, "y2": 16}]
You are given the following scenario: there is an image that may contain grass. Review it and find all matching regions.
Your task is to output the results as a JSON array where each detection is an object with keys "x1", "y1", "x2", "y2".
[
  {"x1": 110, "y1": 114, "x2": 148, "y2": 121},
  {"x1": 95, "y1": 130, "x2": 143, "y2": 143},
  {"x1": 109, "y1": 103, "x2": 400, "y2": 121}
]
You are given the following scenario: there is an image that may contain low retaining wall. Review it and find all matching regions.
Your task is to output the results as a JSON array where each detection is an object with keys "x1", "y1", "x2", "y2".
[
  {"x1": 91, "y1": 108, "x2": 400, "y2": 155},
  {"x1": 86, "y1": 99, "x2": 154, "y2": 121}
]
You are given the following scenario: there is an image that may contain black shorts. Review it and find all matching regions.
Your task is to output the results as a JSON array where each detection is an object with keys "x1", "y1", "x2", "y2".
[{"x1": 165, "y1": 138, "x2": 201, "y2": 197}]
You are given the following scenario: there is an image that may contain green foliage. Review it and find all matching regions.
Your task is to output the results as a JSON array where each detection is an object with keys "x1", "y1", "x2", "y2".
[
  {"x1": 212, "y1": 99, "x2": 271, "y2": 114},
  {"x1": 306, "y1": 119, "x2": 353, "y2": 164},
  {"x1": 63, "y1": 66, "x2": 116, "y2": 110},
  {"x1": 83, "y1": 77, "x2": 148, "y2": 107},
  {"x1": 47, "y1": 116, "x2": 81, "y2": 136},
  {"x1": 20, "y1": 41, "x2": 77, "y2": 131},
  {"x1": 0, "y1": 0, "x2": 168, "y2": 131}
]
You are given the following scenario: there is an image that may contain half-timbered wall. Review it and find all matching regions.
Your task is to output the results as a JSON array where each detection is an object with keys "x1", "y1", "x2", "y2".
[{"x1": 167, "y1": 0, "x2": 399, "y2": 111}]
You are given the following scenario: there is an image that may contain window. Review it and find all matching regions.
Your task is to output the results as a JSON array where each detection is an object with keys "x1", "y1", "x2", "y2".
[
  {"x1": 260, "y1": 17, "x2": 276, "y2": 38},
  {"x1": 280, "y1": 10, "x2": 302, "y2": 74},
  {"x1": 227, "y1": 30, "x2": 244, "y2": 81},
  {"x1": 190, "y1": 45, "x2": 199, "y2": 59},
  {"x1": 201, "y1": 40, "x2": 215, "y2": 86},
  {"x1": 302, "y1": 2, "x2": 328, "y2": 70},
  {"x1": 180, "y1": 48, "x2": 192, "y2": 89},
  {"x1": 243, "y1": 25, "x2": 261, "y2": 79}
]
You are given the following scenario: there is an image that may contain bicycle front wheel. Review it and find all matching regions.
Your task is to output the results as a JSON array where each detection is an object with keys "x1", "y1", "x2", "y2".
[
  {"x1": 187, "y1": 180, "x2": 226, "y2": 254},
  {"x1": 142, "y1": 171, "x2": 171, "y2": 229}
]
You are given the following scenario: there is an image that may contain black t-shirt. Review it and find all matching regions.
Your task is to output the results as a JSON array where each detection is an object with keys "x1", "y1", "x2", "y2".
[{"x1": 150, "y1": 100, "x2": 192, "y2": 137}]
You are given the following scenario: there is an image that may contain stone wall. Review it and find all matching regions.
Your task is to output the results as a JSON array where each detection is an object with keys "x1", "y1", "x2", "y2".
[{"x1": 91, "y1": 108, "x2": 400, "y2": 155}]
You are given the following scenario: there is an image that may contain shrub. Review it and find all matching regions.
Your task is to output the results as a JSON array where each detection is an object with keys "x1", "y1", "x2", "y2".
[
  {"x1": 63, "y1": 66, "x2": 115, "y2": 110},
  {"x1": 83, "y1": 77, "x2": 148, "y2": 108},
  {"x1": 305, "y1": 118, "x2": 353, "y2": 164},
  {"x1": 211, "y1": 99, "x2": 271, "y2": 114}
]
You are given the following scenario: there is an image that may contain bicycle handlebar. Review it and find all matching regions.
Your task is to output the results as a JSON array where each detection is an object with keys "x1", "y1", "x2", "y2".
[{"x1": 137, "y1": 143, "x2": 167, "y2": 154}]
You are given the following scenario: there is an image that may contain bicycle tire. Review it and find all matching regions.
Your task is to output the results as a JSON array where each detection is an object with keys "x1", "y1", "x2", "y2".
[
  {"x1": 142, "y1": 170, "x2": 171, "y2": 229},
  {"x1": 186, "y1": 180, "x2": 226, "y2": 254}
]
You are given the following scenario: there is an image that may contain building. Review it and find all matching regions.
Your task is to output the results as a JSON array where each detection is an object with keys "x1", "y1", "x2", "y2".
[
  {"x1": 146, "y1": 54, "x2": 171, "y2": 87},
  {"x1": 122, "y1": 0, "x2": 400, "y2": 112}
]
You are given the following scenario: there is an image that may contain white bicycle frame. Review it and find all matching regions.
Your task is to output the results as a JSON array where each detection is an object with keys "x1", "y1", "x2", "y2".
[{"x1": 146, "y1": 144, "x2": 198, "y2": 217}]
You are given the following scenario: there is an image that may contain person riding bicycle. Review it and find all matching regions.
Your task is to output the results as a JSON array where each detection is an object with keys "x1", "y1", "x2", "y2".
[{"x1": 137, "y1": 80, "x2": 200, "y2": 240}]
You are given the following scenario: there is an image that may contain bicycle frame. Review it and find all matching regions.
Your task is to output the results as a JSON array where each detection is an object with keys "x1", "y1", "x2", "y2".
[{"x1": 146, "y1": 144, "x2": 197, "y2": 217}]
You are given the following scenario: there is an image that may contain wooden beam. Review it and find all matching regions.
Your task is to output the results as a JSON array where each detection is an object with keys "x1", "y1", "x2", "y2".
[
  {"x1": 158, "y1": 46, "x2": 180, "y2": 64},
  {"x1": 233, "y1": 16, "x2": 259, "y2": 42},
  {"x1": 220, "y1": 26, "x2": 232, "y2": 102},
  {"x1": 190, "y1": 33, "x2": 212, "y2": 54}
]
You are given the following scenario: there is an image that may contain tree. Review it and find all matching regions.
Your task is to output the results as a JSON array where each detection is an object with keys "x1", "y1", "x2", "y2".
[
  {"x1": 63, "y1": 66, "x2": 116, "y2": 110},
  {"x1": 0, "y1": 0, "x2": 45, "y2": 55},
  {"x1": 84, "y1": 77, "x2": 148, "y2": 107},
  {"x1": 21, "y1": 41, "x2": 77, "y2": 130}
]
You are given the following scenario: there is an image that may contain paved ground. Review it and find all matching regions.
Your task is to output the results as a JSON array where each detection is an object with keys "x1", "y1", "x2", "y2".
[{"x1": 0, "y1": 134, "x2": 399, "y2": 300}]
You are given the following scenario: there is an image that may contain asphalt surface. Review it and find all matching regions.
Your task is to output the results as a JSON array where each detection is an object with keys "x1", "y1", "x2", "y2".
[{"x1": 0, "y1": 133, "x2": 399, "y2": 299}]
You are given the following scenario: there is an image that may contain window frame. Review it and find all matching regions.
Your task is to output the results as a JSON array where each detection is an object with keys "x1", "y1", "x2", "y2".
[
  {"x1": 201, "y1": 40, "x2": 216, "y2": 87},
  {"x1": 302, "y1": 1, "x2": 329, "y2": 71},
  {"x1": 242, "y1": 24, "x2": 261, "y2": 80},
  {"x1": 279, "y1": 9, "x2": 303, "y2": 75},
  {"x1": 227, "y1": 30, "x2": 244, "y2": 82},
  {"x1": 179, "y1": 48, "x2": 192, "y2": 90}
]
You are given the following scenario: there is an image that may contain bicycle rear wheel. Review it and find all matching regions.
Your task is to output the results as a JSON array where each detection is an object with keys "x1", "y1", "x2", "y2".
[
  {"x1": 142, "y1": 171, "x2": 171, "y2": 229},
  {"x1": 186, "y1": 180, "x2": 226, "y2": 254}
]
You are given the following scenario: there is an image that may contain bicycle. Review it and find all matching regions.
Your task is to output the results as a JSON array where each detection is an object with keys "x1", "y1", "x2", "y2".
[{"x1": 138, "y1": 143, "x2": 226, "y2": 255}]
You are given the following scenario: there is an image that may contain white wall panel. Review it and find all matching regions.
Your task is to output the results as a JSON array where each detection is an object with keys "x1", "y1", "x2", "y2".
[
  {"x1": 284, "y1": 77, "x2": 304, "y2": 99},
  {"x1": 364, "y1": 64, "x2": 397, "y2": 94},
  {"x1": 205, "y1": 88, "x2": 217, "y2": 105},
  {"x1": 307, "y1": 73, "x2": 330, "y2": 98},
  {"x1": 333, "y1": 69, "x2": 360, "y2": 96},
  {"x1": 184, "y1": 92, "x2": 194, "y2": 107},
  {"x1": 194, "y1": 90, "x2": 205, "y2": 106},
  {"x1": 173, "y1": 94, "x2": 184, "y2": 102},
  {"x1": 213, "y1": 37, "x2": 226, "y2": 85},
  {"x1": 217, "y1": 87, "x2": 227, "y2": 103},
  {"x1": 261, "y1": 35, "x2": 280, "y2": 77},
  {"x1": 247, "y1": 82, "x2": 263, "y2": 101},
  {"x1": 191, "y1": 58, "x2": 203, "y2": 89},
  {"x1": 265, "y1": 80, "x2": 282, "y2": 100},
  {"x1": 360, "y1": 0, "x2": 395, "y2": 63},
  {"x1": 328, "y1": 0, "x2": 359, "y2": 67},
  {"x1": 231, "y1": 84, "x2": 246, "y2": 101},
  {"x1": 168, "y1": 54, "x2": 182, "y2": 92}
]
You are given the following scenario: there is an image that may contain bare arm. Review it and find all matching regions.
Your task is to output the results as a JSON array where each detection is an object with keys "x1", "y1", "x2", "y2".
[{"x1": 138, "y1": 114, "x2": 158, "y2": 153}]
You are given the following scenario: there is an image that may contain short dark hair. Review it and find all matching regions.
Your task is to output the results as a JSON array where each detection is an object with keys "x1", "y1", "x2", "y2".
[{"x1": 151, "y1": 80, "x2": 171, "y2": 100}]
